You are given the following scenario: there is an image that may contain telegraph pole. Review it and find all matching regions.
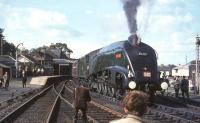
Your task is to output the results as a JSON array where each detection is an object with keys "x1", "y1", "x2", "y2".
[
  {"x1": 0, "y1": 28, "x2": 4, "y2": 55},
  {"x1": 0, "y1": 36, "x2": 2, "y2": 55},
  {"x1": 196, "y1": 35, "x2": 200, "y2": 94}
]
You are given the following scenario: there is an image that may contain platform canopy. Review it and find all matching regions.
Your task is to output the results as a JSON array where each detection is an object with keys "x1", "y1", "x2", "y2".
[
  {"x1": 0, "y1": 63, "x2": 10, "y2": 68},
  {"x1": 18, "y1": 54, "x2": 34, "y2": 63}
]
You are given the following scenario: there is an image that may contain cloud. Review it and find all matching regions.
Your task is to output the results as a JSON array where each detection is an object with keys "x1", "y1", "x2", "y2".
[
  {"x1": 183, "y1": 13, "x2": 193, "y2": 23},
  {"x1": 97, "y1": 11, "x2": 129, "y2": 43},
  {"x1": 2, "y1": 6, "x2": 83, "y2": 48},
  {"x1": 27, "y1": 8, "x2": 68, "y2": 29},
  {"x1": 5, "y1": 7, "x2": 68, "y2": 30},
  {"x1": 150, "y1": 31, "x2": 196, "y2": 65},
  {"x1": 69, "y1": 40, "x2": 102, "y2": 58},
  {"x1": 85, "y1": 10, "x2": 94, "y2": 15},
  {"x1": 157, "y1": 0, "x2": 174, "y2": 5},
  {"x1": 145, "y1": 5, "x2": 195, "y2": 65}
]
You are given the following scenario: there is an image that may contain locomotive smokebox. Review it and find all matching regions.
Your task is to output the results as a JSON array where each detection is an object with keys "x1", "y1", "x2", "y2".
[{"x1": 128, "y1": 34, "x2": 141, "y2": 46}]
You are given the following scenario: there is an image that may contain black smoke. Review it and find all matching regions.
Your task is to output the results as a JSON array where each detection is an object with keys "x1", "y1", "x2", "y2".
[{"x1": 122, "y1": 0, "x2": 141, "y2": 34}]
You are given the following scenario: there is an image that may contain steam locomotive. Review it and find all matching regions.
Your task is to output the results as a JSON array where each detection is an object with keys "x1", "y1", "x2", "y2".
[{"x1": 72, "y1": 34, "x2": 168, "y2": 99}]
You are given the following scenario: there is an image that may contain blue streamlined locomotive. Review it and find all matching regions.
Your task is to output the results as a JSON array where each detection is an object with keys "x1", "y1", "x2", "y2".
[{"x1": 73, "y1": 34, "x2": 168, "y2": 99}]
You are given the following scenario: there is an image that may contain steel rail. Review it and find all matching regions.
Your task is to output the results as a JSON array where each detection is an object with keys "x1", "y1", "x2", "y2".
[
  {"x1": 154, "y1": 103, "x2": 200, "y2": 118},
  {"x1": 54, "y1": 84, "x2": 99, "y2": 123},
  {"x1": 187, "y1": 104, "x2": 200, "y2": 112},
  {"x1": 0, "y1": 85, "x2": 53, "y2": 123},
  {"x1": 46, "y1": 83, "x2": 65, "y2": 123},
  {"x1": 64, "y1": 84, "x2": 124, "y2": 122},
  {"x1": 148, "y1": 108, "x2": 197, "y2": 123},
  {"x1": 0, "y1": 88, "x2": 40, "y2": 109}
]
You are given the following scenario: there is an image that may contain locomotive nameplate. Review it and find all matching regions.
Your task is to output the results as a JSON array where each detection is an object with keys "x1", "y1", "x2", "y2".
[
  {"x1": 138, "y1": 52, "x2": 148, "y2": 56},
  {"x1": 144, "y1": 72, "x2": 151, "y2": 77}
]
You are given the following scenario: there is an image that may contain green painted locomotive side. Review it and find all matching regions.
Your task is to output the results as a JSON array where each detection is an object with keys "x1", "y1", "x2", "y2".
[
  {"x1": 78, "y1": 56, "x2": 87, "y2": 78},
  {"x1": 78, "y1": 49, "x2": 100, "y2": 78},
  {"x1": 89, "y1": 48, "x2": 129, "y2": 75}
]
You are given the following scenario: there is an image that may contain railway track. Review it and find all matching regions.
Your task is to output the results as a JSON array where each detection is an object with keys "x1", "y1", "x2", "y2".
[
  {"x1": 0, "y1": 82, "x2": 64, "y2": 123},
  {"x1": 145, "y1": 94, "x2": 200, "y2": 123},
  {"x1": 160, "y1": 91, "x2": 200, "y2": 106},
  {"x1": 53, "y1": 82, "x2": 122, "y2": 123},
  {"x1": 66, "y1": 80, "x2": 200, "y2": 123},
  {"x1": 1, "y1": 79, "x2": 199, "y2": 123},
  {"x1": 0, "y1": 88, "x2": 42, "y2": 119},
  {"x1": 144, "y1": 105, "x2": 200, "y2": 123}
]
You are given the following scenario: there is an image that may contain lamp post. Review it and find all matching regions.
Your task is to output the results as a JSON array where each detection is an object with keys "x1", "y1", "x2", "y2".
[
  {"x1": 15, "y1": 43, "x2": 23, "y2": 78},
  {"x1": 196, "y1": 35, "x2": 200, "y2": 94}
]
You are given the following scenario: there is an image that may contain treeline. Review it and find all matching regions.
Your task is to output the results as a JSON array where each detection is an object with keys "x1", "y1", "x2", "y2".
[
  {"x1": 0, "y1": 28, "x2": 73, "y2": 59},
  {"x1": 0, "y1": 28, "x2": 16, "y2": 57}
]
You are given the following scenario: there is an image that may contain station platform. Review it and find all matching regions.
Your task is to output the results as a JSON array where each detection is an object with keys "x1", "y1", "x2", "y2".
[
  {"x1": 0, "y1": 75, "x2": 68, "y2": 103},
  {"x1": 0, "y1": 77, "x2": 41, "y2": 102}
]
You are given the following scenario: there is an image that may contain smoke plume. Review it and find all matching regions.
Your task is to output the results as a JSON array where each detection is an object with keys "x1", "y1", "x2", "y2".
[
  {"x1": 122, "y1": 0, "x2": 141, "y2": 34},
  {"x1": 137, "y1": 0, "x2": 154, "y2": 36}
]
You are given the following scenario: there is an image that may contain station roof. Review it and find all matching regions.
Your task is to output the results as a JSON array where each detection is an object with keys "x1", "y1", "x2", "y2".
[
  {"x1": 53, "y1": 59, "x2": 76, "y2": 64},
  {"x1": 18, "y1": 54, "x2": 34, "y2": 63},
  {"x1": 0, "y1": 63, "x2": 10, "y2": 68},
  {"x1": 0, "y1": 55, "x2": 16, "y2": 67},
  {"x1": 0, "y1": 55, "x2": 16, "y2": 62}
]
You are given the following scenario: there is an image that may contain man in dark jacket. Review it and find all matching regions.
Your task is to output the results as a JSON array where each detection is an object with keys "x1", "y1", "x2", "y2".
[
  {"x1": 22, "y1": 70, "x2": 27, "y2": 88},
  {"x1": 174, "y1": 76, "x2": 180, "y2": 98},
  {"x1": 181, "y1": 76, "x2": 189, "y2": 102},
  {"x1": 73, "y1": 83, "x2": 91, "y2": 123}
]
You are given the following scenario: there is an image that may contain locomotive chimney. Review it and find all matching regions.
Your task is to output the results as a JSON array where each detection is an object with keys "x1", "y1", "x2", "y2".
[{"x1": 128, "y1": 33, "x2": 141, "y2": 46}]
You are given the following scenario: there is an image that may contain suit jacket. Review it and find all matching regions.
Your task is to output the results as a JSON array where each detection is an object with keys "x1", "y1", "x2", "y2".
[
  {"x1": 73, "y1": 86, "x2": 91, "y2": 110},
  {"x1": 181, "y1": 79, "x2": 189, "y2": 91},
  {"x1": 22, "y1": 74, "x2": 27, "y2": 83},
  {"x1": 109, "y1": 114, "x2": 142, "y2": 123}
]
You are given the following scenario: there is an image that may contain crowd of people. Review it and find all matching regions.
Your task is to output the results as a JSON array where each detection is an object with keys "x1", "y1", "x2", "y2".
[
  {"x1": 0, "y1": 70, "x2": 27, "y2": 89},
  {"x1": 159, "y1": 75, "x2": 193, "y2": 102},
  {"x1": 173, "y1": 76, "x2": 190, "y2": 101}
]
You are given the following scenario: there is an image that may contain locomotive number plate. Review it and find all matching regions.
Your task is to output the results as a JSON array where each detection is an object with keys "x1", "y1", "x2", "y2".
[{"x1": 144, "y1": 72, "x2": 151, "y2": 77}]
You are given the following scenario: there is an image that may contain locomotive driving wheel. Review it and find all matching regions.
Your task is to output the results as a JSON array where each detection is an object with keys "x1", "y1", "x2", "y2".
[
  {"x1": 97, "y1": 83, "x2": 103, "y2": 94},
  {"x1": 110, "y1": 87, "x2": 116, "y2": 98},
  {"x1": 102, "y1": 85, "x2": 108, "y2": 95},
  {"x1": 97, "y1": 83, "x2": 101, "y2": 93}
]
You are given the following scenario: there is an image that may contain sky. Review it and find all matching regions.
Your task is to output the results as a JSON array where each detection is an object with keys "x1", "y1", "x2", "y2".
[{"x1": 0, "y1": 0, "x2": 200, "y2": 65}]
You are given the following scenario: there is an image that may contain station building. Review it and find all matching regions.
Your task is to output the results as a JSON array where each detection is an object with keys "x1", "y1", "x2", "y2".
[
  {"x1": 0, "y1": 55, "x2": 15, "y2": 78},
  {"x1": 0, "y1": 43, "x2": 75, "y2": 78},
  {"x1": 172, "y1": 60, "x2": 196, "y2": 81}
]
